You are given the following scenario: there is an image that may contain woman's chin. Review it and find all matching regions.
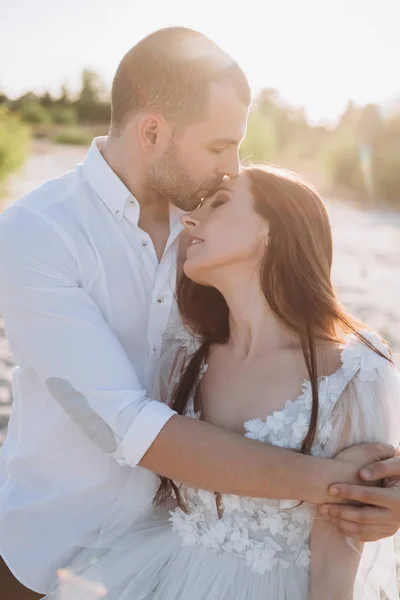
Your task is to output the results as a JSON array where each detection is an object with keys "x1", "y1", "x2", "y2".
[{"x1": 183, "y1": 262, "x2": 213, "y2": 286}]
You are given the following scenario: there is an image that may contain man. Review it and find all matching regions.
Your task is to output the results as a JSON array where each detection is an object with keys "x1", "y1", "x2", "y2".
[
  {"x1": 320, "y1": 454, "x2": 400, "y2": 541},
  {"x1": 0, "y1": 27, "x2": 398, "y2": 599}
]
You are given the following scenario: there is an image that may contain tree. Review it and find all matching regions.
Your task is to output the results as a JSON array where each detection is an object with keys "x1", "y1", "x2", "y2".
[
  {"x1": 75, "y1": 70, "x2": 110, "y2": 123},
  {"x1": 240, "y1": 111, "x2": 277, "y2": 163},
  {"x1": 19, "y1": 98, "x2": 52, "y2": 125},
  {"x1": 0, "y1": 106, "x2": 30, "y2": 188},
  {"x1": 59, "y1": 83, "x2": 72, "y2": 107}
]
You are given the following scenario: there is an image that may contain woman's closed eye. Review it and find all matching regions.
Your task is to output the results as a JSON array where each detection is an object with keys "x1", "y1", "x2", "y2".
[{"x1": 210, "y1": 192, "x2": 230, "y2": 209}]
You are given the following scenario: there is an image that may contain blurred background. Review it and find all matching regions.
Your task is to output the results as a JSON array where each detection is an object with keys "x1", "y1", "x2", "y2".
[{"x1": 1, "y1": 0, "x2": 400, "y2": 446}]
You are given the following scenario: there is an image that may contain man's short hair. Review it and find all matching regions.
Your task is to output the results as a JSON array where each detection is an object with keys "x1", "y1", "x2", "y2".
[{"x1": 110, "y1": 27, "x2": 251, "y2": 134}]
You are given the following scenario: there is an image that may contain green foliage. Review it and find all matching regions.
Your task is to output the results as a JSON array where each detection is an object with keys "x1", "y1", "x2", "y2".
[
  {"x1": 322, "y1": 133, "x2": 365, "y2": 193},
  {"x1": 0, "y1": 106, "x2": 30, "y2": 187},
  {"x1": 0, "y1": 71, "x2": 399, "y2": 208},
  {"x1": 49, "y1": 105, "x2": 77, "y2": 125},
  {"x1": 240, "y1": 111, "x2": 277, "y2": 163},
  {"x1": 320, "y1": 106, "x2": 400, "y2": 206},
  {"x1": 75, "y1": 70, "x2": 110, "y2": 123},
  {"x1": 19, "y1": 98, "x2": 52, "y2": 125},
  {"x1": 53, "y1": 127, "x2": 93, "y2": 146},
  {"x1": 373, "y1": 117, "x2": 400, "y2": 206}
]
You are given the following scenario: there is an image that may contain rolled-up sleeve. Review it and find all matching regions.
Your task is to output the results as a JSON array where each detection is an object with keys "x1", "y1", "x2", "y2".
[{"x1": 0, "y1": 207, "x2": 176, "y2": 466}]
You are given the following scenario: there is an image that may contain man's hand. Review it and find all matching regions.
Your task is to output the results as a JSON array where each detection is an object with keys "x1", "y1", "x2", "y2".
[{"x1": 319, "y1": 453, "x2": 400, "y2": 542}]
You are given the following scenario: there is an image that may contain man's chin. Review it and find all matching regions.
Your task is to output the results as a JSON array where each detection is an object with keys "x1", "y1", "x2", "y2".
[
  {"x1": 173, "y1": 184, "x2": 219, "y2": 211},
  {"x1": 173, "y1": 196, "x2": 203, "y2": 212}
]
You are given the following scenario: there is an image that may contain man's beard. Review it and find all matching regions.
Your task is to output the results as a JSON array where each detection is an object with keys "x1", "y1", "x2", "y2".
[{"x1": 148, "y1": 143, "x2": 222, "y2": 211}]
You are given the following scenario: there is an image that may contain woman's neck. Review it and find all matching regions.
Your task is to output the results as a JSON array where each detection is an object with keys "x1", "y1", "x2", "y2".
[{"x1": 216, "y1": 276, "x2": 295, "y2": 359}]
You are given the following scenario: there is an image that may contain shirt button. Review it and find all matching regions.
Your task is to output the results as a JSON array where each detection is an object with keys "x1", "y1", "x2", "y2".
[
  {"x1": 152, "y1": 348, "x2": 157, "y2": 356},
  {"x1": 141, "y1": 239, "x2": 148, "y2": 247},
  {"x1": 157, "y1": 295, "x2": 164, "y2": 303},
  {"x1": 115, "y1": 209, "x2": 121, "y2": 217}
]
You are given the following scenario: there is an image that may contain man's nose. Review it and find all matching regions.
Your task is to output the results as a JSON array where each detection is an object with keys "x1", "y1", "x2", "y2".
[{"x1": 217, "y1": 151, "x2": 240, "y2": 179}]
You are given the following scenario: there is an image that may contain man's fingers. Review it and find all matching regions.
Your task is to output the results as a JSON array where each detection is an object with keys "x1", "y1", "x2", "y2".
[
  {"x1": 360, "y1": 443, "x2": 395, "y2": 463},
  {"x1": 360, "y1": 456, "x2": 400, "y2": 482},
  {"x1": 327, "y1": 483, "x2": 392, "y2": 508},
  {"x1": 319, "y1": 504, "x2": 391, "y2": 525},
  {"x1": 329, "y1": 517, "x2": 395, "y2": 542}
]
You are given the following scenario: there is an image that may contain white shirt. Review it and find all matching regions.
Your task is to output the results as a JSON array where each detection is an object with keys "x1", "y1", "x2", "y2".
[{"x1": 0, "y1": 138, "x2": 183, "y2": 593}]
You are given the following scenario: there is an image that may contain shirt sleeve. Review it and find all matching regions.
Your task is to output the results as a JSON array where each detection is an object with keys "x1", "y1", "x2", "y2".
[{"x1": 0, "y1": 206, "x2": 176, "y2": 466}]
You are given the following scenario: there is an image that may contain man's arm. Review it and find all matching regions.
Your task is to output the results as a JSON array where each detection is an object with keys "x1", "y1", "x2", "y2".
[
  {"x1": 0, "y1": 207, "x2": 391, "y2": 504},
  {"x1": 319, "y1": 455, "x2": 400, "y2": 541},
  {"x1": 139, "y1": 415, "x2": 394, "y2": 503}
]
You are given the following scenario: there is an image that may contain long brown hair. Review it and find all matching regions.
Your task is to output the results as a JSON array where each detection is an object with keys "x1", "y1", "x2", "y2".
[{"x1": 155, "y1": 164, "x2": 391, "y2": 509}]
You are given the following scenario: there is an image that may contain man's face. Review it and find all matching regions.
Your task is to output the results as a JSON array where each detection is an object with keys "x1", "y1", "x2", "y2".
[{"x1": 148, "y1": 81, "x2": 249, "y2": 211}]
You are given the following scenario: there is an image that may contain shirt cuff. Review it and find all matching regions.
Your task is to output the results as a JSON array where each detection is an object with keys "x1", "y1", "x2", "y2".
[{"x1": 120, "y1": 400, "x2": 177, "y2": 466}]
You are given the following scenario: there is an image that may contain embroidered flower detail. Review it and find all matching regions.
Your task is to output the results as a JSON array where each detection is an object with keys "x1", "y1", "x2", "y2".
[
  {"x1": 285, "y1": 523, "x2": 302, "y2": 546},
  {"x1": 244, "y1": 418, "x2": 271, "y2": 442},
  {"x1": 197, "y1": 489, "x2": 218, "y2": 512},
  {"x1": 317, "y1": 418, "x2": 333, "y2": 446},
  {"x1": 244, "y1": 538, "x2": 284, "y2": 573},
  {"x1": 341, "y1": 330, "x2": 390, "y2": 382},
  {"x1": 291, "y1": 503, "x2": 315, "y2": 525},
  {"x1": 297, "y1": 545, "x2": 311, "y2": 568},
  {"x1": 170, "y1": 508, "x2": 200, "y2": 546},
  {"x1": 171, "y1": 484, "x2": 314, "y2": 575},
  {"x1": 199, "y1": 362, "x2": 208, "y2": 377},
  {"x1": 292, "y1": 411, "x2": 310, "y2": 442},
  {"x1": 222, "y1": 495, "x2": 242, "y2": 513},
  {"x1": 259, "y1": 512, "x2": 287, "y2": 536},
  {"x1": 268, "y1": 410, "x2": 287, "y2": 433},
  {"x1": 223, "y1": 527, "x2": 250, "y2": 554},
  {"x1": 174, "y1": 327, "x2": 200, "y2": 351}
]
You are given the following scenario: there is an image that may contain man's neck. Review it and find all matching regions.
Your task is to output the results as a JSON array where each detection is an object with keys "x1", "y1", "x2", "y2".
[
  {"x1": 101, "y1": 135, "x2": 146, "y2": 203},
  {"x1": 102, "y1": 136, "x2": 171, "y2": 261}
]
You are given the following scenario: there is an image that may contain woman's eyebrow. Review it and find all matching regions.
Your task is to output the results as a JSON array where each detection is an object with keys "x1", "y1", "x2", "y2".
[
  {"x1": 202, "y1": 184, "x2": 232, "y2": 205},
  {"x1": 206, "y1": 183, "x2": 232, "y2": 197}
]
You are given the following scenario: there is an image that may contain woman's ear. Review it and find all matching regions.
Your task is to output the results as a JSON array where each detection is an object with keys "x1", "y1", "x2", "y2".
[{"x1": 261, "y1": 221, "x2": 271, "y2": 247}]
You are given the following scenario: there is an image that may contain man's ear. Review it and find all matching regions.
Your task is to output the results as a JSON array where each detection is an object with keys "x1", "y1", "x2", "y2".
[{"x1": 138, "y1": 114, "x2": 167, "y2": 153}]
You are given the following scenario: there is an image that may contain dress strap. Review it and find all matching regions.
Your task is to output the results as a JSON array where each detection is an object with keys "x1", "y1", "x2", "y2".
[{"x1": 325, "y1": 329, "x2": 390, "y2": 412}]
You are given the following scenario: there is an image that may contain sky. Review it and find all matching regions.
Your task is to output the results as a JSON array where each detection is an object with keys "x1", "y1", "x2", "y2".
[{"x1": 1, "y1": 0, "x2": 399, "y2": 124}]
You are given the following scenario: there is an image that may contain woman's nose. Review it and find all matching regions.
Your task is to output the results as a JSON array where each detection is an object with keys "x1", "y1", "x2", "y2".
[{"x1": 180, "y1": 213, "x2": 200, "y2": 231}]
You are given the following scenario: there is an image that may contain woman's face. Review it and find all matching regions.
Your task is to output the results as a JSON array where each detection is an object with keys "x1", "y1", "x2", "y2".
[{"x1": 181, "y1": 173, "x2": 269, "y2": 286}]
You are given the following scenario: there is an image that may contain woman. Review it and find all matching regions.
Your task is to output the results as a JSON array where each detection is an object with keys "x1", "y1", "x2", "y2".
[{"x1": 45, "y1": 165, "x2": 400, "y2": 600}]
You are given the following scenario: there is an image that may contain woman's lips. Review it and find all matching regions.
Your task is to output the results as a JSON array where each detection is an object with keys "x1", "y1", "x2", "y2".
[{"x1": 188, "y1": 236, "x2": 204, "y2": 247}]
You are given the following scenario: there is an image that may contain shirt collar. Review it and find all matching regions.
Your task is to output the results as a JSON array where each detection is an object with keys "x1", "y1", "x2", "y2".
[
  {"x1": 82, "y1": 137, "x2": 133, "y2": 222},
  {"x1": 82, "y1": 136, "x2": 185, "y2": 233},
  {"x1": 169, "y1": 204, "x2": 185, "y2": 231}
]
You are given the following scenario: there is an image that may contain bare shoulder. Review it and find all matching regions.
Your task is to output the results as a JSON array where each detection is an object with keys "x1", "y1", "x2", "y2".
[
  {"x1": 287, "y1": 339, "x2": 343, "y2": 378},
  {"x1": 316, "y1": 341, "x2": 343, "y2": 377}
]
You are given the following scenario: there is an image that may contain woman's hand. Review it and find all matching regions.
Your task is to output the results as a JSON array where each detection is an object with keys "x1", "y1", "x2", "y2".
[{"x1": 319, "y1": 453, "x2": 400, "y2": 542}]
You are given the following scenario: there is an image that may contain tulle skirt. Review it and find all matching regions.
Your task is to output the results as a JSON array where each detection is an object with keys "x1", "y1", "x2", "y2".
[{"x1": 44, "y1": 507, "x2": 309, "y2": 600}]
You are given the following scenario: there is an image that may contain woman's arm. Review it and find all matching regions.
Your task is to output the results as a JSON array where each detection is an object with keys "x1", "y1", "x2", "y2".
[
  {"x1": 311, "y1": 516, "x2": 363, "y2": 600},
  {"x1": 310, "y1": 356, "x2": 400, "y2": 598}
]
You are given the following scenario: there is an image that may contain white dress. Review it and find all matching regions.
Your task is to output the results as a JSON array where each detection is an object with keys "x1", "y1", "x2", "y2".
[{"x1": 44, "y1": 331, "x2": 400, "y2": 600}]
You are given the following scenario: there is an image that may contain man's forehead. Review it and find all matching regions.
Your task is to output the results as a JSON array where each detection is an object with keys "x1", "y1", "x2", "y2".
[
  {"x1": 187, "y1": 119, "x2": 246, "y2": 145},
  {"x1": 200, "y1": 112, "x2": 247, "y2": 142}
]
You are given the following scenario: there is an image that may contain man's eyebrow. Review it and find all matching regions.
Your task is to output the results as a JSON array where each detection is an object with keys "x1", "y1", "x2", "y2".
[{"x1": 210, "y1": 138, "x2": 240, "y2": 146}]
